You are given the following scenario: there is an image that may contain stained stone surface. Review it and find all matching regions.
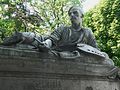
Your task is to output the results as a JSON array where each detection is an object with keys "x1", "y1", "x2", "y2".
[{"x1": 0, "y1": 46, "x2": 119, "y2": 90}]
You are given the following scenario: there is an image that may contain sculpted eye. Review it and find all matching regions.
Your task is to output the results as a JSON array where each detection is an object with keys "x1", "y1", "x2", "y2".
[
  {"x1": 73, "y1": 11, "x2": 78, "y2": 15},
  {"x1": 68, "y1": 11, "x2": 78, "y2": 16}
]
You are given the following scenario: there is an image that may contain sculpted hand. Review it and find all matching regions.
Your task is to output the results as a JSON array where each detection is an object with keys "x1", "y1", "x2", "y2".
[{"x1": 38, "y1": 39, "x2": 52, "y2": 52}]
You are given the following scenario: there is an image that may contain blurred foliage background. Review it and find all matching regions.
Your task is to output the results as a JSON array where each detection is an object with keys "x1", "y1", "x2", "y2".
[
  {"x1": 0, "y1": 0, "x2": 120, "y2": 66},
  {"x1": 83, "y1": 0, "x2": 120, "y2": 66}
]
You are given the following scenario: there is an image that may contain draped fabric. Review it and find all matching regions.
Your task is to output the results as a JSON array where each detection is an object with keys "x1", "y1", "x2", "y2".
[{"x1": 49, "y1": 26, "x2": 98, "y2": 51}]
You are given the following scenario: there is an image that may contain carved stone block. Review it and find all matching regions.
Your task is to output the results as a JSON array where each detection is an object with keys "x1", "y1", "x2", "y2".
[{"x1": 0, "y1": 47, "x2": 119, "y2": 90}]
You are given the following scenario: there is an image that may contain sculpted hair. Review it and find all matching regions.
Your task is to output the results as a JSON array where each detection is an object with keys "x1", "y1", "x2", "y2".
[{"x1": 68, "y1": 6, "x2": 84, "y2": 18}]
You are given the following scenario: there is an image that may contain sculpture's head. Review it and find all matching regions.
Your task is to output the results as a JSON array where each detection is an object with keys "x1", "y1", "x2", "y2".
[{"x1": 68, "y1": 6, "x2": 84, "y2": 26}]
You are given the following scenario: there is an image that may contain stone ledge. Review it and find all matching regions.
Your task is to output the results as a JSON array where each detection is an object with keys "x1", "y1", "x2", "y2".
[
  {"x1": 0, "y1": 46, "x2": 117, "y2": 77},
  {"x1": 0, "y1": 46, "x2": 119, "y2": 90}
]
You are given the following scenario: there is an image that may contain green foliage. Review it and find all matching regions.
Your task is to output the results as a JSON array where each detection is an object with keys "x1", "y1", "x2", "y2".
[
  {"x1": 83, "y1": 0, "x2": 120, "y2": 66},
  {"x1": 0, "y1": 0, "x2": 81, "y2": 38},
  {"x1": 32, "y1": 0, "x2": 81, "y2": 34},
  {"x1": 0, "y1": 19, "x2": 15, "y2": 42}
]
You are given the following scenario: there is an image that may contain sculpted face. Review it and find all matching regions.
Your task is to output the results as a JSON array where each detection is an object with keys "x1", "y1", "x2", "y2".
[{"x1": 68, "y1": 6, "x2": 83, "y2": 26}]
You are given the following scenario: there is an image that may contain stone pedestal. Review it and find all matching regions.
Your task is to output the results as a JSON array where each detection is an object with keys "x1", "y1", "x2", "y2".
[{"x1": 0, "y1": 46, "x2": 119, "y2": 90}]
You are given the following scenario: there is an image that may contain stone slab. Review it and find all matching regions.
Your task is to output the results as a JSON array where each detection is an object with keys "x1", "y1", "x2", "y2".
[{"x1": 0, "y1": 46, "x2": 119, "y2": 90}]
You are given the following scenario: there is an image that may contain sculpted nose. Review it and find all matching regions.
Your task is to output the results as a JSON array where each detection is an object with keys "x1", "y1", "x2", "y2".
[
  {"x1": 70, "y1": 13, "x2": 76, "y2": 19},
  {"x1": 71, "y1": 13, "x2": 74, "y2": 17}
]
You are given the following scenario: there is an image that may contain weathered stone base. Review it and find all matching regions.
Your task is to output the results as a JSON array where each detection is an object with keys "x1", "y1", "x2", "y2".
[
  {"x1": 0, "y1": 46, "x2": 119, "y2": 90},
  {"x1": 0, "y1": 75, "x2": 119, "y2": 90}
]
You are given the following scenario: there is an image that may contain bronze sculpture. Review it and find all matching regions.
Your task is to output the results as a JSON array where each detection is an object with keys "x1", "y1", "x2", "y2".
[{"x1": 1, "y1": 6, "x2": 114, "y2": 66}]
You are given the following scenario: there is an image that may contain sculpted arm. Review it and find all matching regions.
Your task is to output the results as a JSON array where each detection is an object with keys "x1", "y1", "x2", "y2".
[
  {"x1": 42, "y1": 27, "x2": 63, "y2": 48},
  {"x1": 87, "y1": 29, "x2": 98, "y2": 49}
]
